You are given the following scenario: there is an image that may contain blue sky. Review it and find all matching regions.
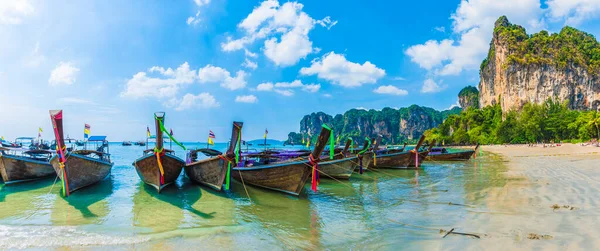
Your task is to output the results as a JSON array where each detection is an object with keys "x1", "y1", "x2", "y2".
[{"x1": 1, "y1": 0, "x2": 599, "y2": 141}]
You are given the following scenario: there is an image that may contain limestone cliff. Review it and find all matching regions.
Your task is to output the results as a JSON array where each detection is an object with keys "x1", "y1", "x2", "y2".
[
  {"x1": 458, "y1": 86, "x2": 479, "y2": 110},
  {"x1": 285, "y1": 105, "x2": 461, "y2": 145},
  {"x1": 479, "y1": 16, "x2": 600, "y2": 112}
]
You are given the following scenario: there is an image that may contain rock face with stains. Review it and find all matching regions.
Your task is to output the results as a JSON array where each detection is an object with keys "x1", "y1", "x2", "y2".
[
  {"x1": 458, "y1": 86, "x2": 480, "y2": 111},
  {"x1": 479, "y1": 16, "x2": 600, "y2": 112},
  {"x1": 285, "y1": 106, "x2": 461, "y2": 145}
]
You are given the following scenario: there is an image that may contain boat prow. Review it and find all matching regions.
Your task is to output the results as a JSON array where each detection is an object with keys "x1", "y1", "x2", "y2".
[
  {"x1": 133, "y1": 153, "x2": 184, "y2": 193},
  {"x1": 185, "y1": 122, "x2": 243, "y2": 191},
  {"x1": 233, "y1": 124, "x2": 332, "y2": 196},
  {"x1": 50, "y1": 153, "x2": 113, "y2": 194}
]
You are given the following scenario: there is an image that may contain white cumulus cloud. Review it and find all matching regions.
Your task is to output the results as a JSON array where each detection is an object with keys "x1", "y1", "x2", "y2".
[
  {"x1": 421, "y1": 78, "x2": 445, "y2": 93},
  {"x1": 300, "y1": 52, "x2": 385, "y2": 87},
  {"x1": 256, "y1": 80, "x2": 318, "y2": 96},
  {"x1": 256, "y1": 82, "x2": 274, "y2": 91},
  {"x1": 187, "y1": 0, "x2": 211, "y2": 26},
  {"x1": 172, "y1": 93, "x2": 219, "y2": 111},
  {"x1": 0, "y1": 0, "x2": 34, "y2": 25},
  {"x1": 48, "y1": 62, "x2": 80, "y2": 86},
  {"x1": 406, "y1": 0, "x2": 544, "y2": 76},
  {"x1": 242, "y1": 58, "x2": 258, "y2": 70},
  {"x1": 235, "y1": 95, "x2": 258, "y2": 103},
  {"x1": 198, "y1": 65, "x2": 247, "y2": 90},
  {"x1": 373, "y1": 85, "x2": 408, "y2": 96},
  {"x1": 546, "y1": 0, "x2": 600, "y2": 25},
  {"x1": 222, "y1": 0, "x2": 336, "y2": 67},
  {"x1": 121, "y1": 62, "x2": 196, "y2": 98}
]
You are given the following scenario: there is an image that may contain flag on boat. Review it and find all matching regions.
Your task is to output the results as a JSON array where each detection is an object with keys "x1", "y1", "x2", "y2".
[
  {"x1": 170, "y1": 128, "x2": 173, "y2": 136},
  {"x1": 1, "y1": 136, "x2": 4, "y2": 141},
  {"x1": 38, "y1": 127, "x2": 43, "y2": 137},
  {"x1": 264, "y1": 128, "x2": 268, "y2": 139},
  {"x1": 84, "y1": 124, "x2": 90, "y2": 139},
  {"x1": 146, "y1": 126, "x2": 151, "y2": 138},
  {"x1": 208, "y1": 130, "x2": 215, "y2": 145}
]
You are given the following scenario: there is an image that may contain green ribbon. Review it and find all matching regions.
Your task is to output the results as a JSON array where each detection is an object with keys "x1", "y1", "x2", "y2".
[
  {"x1": 358, "y1": 136, "x2": 371, "y2": 155},
  {"x1": 322, "y1": 124, "x2": 334, "y2": 159},
  {"x1": 155, "y1": 114, "x2": 186, "y2": 151}
]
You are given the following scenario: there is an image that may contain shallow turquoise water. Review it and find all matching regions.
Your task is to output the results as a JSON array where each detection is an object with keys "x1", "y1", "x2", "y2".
[{"x1": 0, "y1": 143, "x2": 505, "y2": 250}]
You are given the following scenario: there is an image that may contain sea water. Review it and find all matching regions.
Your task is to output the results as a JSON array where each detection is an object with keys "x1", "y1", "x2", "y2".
[{"x1": 0, "y1": 143, "x2": 505, "y2": 250}]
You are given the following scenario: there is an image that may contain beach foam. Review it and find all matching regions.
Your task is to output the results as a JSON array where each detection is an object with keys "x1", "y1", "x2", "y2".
[{"x1": 0, "y1": 225, "x2": 150, "y2": 249}]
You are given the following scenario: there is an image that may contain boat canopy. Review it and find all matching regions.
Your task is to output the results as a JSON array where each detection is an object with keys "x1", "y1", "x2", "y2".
[{"x1": 88, "y1": 136, "x2": 107, "y2": 142}]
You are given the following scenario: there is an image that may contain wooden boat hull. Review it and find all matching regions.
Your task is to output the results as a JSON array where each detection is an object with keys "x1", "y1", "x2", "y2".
[
  {"x1": 426, "y1": 150, "x2": 475, "y2": 161},
  {"x1": 369, "y1": 151, "x2": 413, "y2": 169},
  {"x1": 406, "y1": 151, "x2": 429, "y2": 168},
  {"x1": 184, "y1": 157, "x2": 227, "y2": 191},
  {"x1": 50, "y1": 154, "x2": 113, "y2": 194},
  {"x1": 319, "y1": 157, "x2": 358, "y2": 180},
  {"x1": 356, "y1": 153, "x2": 373, "y2": 172},
  {"x1": 133, "y1": 153, "x2": 184, "y2": 193},
  {"x1": 0, "y1": 155, "x2": 55, "y2": 183},
  {"x1": 232, "y1": 161, "x2": 312, "y2": 196}
]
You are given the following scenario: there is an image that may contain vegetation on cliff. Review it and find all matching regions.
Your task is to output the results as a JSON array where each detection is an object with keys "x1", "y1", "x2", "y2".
[
  {"x1": 285, "y1": 105, "x2": 462, "y2": 145},
  {"x1": 458, "y1": 86, "x2": 479, "y2": 110},
  {"x1": 482, "y1": 16, "x2": 600, "y2": 74},
  {"x1": 424, "y1": 99, "x2": 600, "y2": 144}
]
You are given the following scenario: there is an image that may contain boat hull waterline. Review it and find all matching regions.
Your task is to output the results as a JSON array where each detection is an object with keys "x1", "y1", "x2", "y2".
[
  {"x1": 0, "y1": 155, "x2": 55, "y2": 183},
  {"x1": 185, "y1": 157, "x2": 228, "y2": 191},
  {"x1": 232, "y1": 160, "x2": 312, "y2": 196},
  {"x1": 134, "y1": 153, "x2": 185, "y2": 193},
  {"x1": 50, "y1": 154, "x2": 113, "y2": 194}
]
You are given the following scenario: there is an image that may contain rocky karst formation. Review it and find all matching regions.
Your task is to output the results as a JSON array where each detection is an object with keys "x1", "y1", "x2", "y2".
[
  {"x1": 458, "y1": 86, "x2": 480, "y2": 110},
  {"x1": 479, "y1": 16, "x2": 600, "y2": 112},
  {"x1": 285, "y1": 106, "x2": 461, "y2": 145}
]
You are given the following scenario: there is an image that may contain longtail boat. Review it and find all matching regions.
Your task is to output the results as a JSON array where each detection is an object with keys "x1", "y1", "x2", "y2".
[
  {"x1": 369, "y1": 135, "x2": 426, "y2": 169},
  {"x1": 0, "y1": 148, "x2": 54, "y2": 184},
  {"x1": 318, "y1": 139, "x2": 356, "y2": 179},
  {"x1": 319, "y1": 137, "x2": 373, "y2": 179},
  {"x1": 133, "y1": 112, "x2": 186, "y2": 193},
  {"x1": 407, "y1": 138, "x2": 435, "y2": 168},
  {"x1": 185, "y1": 122, "x2": 243, "y2": 191},
  {"x1": 426, "y1": 144, "x2": 479, "y2": 161},
  {"x1": 49, "y1": 110, "x2": 114, "y2": 196},
  {"x1": 232, "y1": 125, "x2": 332, "y2": 196}
]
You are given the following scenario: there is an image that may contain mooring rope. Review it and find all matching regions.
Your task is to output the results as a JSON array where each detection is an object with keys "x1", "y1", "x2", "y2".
[{"x1": 21, "y1": 152, "x2": 74, "y2": 221}]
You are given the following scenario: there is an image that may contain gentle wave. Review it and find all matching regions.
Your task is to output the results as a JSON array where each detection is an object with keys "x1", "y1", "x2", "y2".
[{"x1": 0, "y1": 225, "x2": 150, "y2": 249}]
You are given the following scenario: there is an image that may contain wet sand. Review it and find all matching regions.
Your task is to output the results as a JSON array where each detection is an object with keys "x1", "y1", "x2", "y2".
[{"x1": 452, "y1": 144, "x2": 600, "y2": 250}]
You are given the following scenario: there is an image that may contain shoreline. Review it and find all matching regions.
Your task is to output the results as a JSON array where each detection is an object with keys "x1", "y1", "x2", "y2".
[{"x1": 455, "y1": 143, "x2": 600, "y2": 250}]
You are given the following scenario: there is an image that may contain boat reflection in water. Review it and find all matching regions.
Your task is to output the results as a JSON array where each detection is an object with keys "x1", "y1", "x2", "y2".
[
  {"x1": 0, "y1": 178, "x2": 54, "y2": 219},
  {"x1": 235, "y1": 185, "x2": 320, "y2": 250},
  {"x1": 132, "y1": 176, "x2": 218, "y2": 233},
  {"x1": 51, "y1": 177, "x2": 114, "y2": 225}
]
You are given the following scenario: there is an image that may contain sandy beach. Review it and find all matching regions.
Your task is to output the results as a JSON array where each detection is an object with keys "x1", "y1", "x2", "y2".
[{"x1": 449, "y1": 144, "x2": 600, "y2": 250}]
